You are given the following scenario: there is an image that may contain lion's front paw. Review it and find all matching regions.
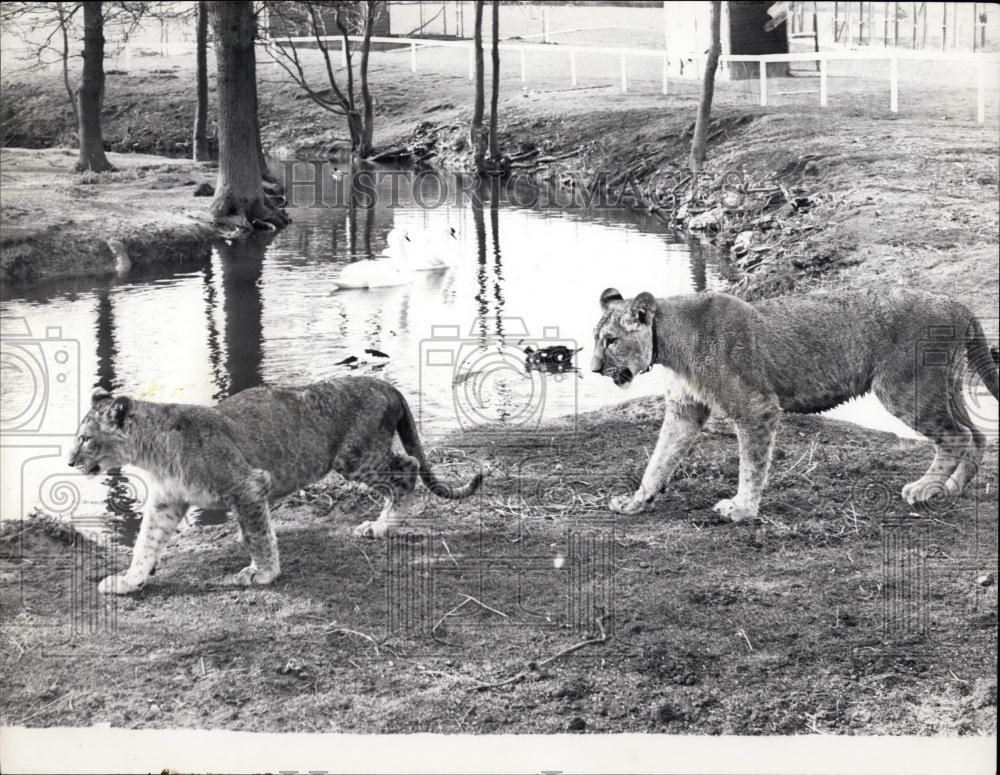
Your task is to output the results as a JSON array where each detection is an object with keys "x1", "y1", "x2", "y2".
[
  {"x1": 902, "y1": 478, "x2": 958, "y2": 506},
  {"x1": 230, "y1": 564, "x2": 279, "y2": 586},
  {"x1": 98, "y1": 574, "x2": 144, "y2": 595},
  {"x1": 353, "y1": 519, "x2": 394, "y2": 539},
  {"x1": 609, "y1": 493, "x2": 651, "y2": 515},
  {"x1": 712, "y1": 498, "x2": 757, "y2": 523}
]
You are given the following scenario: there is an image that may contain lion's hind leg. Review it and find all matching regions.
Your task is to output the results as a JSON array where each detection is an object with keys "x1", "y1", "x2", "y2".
[
  {"x1": 226, "y1": 469, "x2": 281, "y2": 586},
  {"x1": 352, "y1": 453, "x2": 420, "y2": 539},
  {"x1": 875, "y1": 370, "x2": 980, "y2": 505},
  {"x1": 713, "y1": 402, "x2": 780, "y2": 523}
]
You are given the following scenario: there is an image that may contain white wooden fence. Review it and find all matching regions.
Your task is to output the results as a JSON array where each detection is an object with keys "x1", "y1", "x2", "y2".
[{"x1": 265, "y1": 34, "x2": 1000, "y2": 123}]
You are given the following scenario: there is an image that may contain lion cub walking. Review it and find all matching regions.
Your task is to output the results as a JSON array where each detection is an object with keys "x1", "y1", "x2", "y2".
[
  {"x1": 68, "y1": 377, "x2": 483, "y2": 594},
  {"x1": 592, "y1": 288, "x2": 998, "y2": 522}
]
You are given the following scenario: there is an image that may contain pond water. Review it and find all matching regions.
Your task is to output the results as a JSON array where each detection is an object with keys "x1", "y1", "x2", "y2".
[{"x1": 0, "y1": 168, "x2": 923, "y2": 539}]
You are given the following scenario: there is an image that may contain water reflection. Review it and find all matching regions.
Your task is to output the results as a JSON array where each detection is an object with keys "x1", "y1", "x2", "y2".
[
  {"x1": 472, "y1": 192, "x2": 490, "y2": 345},
  {"x1": 202, "y1": 258, "x2": 227, "y2": 400},
  {"x1": 689, "y1": 239, "x2": 709, "y2": 292},
  {"x1": 94, "y1": 288, "x2": 118, "y2": 393},
  {"x1": 489, "y1": 180, "x2": 506, "y2": 339},
  {"x1": 217, "y1": 234, "x2": 272, "y2": 397},
  {"x1": 1, "y1": 166, "x2": 733, "y2": 534}
]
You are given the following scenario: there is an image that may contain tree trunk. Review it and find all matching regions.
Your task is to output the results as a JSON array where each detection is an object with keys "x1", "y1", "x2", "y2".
[
  {"x1": 207, "y1": 0, "x2": 286, "y2": 232},
  {"x1": 250, "y1": 56, "x2": 274, "y2": 183},
  {"x1": 487, "y1": 0, "x2": 500, "y2": 163},
  {"x1": 690, "y1": 0, "x2": 722, "y2": 175},
  {"x1": 470, "y1": 1, "x2": 486, "y2": 173},
  {"x1": 193, "y1": 0, "x2": 210, "y2": 161},
  {"x1": 57, "y1": 2, "x2": 79, "y2": 126},
  {"x1": 358, "y1": 2, "x2": 376, "y2": 158},
  {"x1": 75, "y1": 1, "x2": 114, "y2": 172}
]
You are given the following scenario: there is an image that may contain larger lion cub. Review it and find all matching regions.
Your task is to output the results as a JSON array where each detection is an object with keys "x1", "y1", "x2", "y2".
[
  {"x1": 592, "y1": 288, "x2": 998, "y2": 522},
  {"x1": 68, "y1": 377, "x2": 483, "y2": 594}
]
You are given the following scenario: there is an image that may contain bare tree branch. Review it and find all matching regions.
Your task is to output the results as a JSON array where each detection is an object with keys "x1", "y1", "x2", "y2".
[{"x1": 261, "y1": 1, "x2": 383, "y2": 158}]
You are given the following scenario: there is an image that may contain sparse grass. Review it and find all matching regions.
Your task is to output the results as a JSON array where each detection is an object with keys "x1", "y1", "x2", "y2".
[
  {"x1": 0, "y1": 147, "x2": 215, "y2": 285},
  {"x1": 1, "y1": 404, "x2": 996, "y2": 733}
]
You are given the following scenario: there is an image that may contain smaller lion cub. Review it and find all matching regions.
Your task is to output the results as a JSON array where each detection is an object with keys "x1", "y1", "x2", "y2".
[
  {"x1": 592, "y1": 288, "x2": 998, "y2": 522},
  {"x1": 68, "y1": 377, "x2": 483, "y2": 594}
]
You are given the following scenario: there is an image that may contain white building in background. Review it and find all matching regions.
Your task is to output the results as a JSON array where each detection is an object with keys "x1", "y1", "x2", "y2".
[{"x1": 663, "y1": 1, "x2": 791, "y2": 80}]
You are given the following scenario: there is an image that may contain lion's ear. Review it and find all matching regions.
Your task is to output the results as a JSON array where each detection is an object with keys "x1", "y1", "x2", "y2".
[
  {"x1": 600, "y1": 288, "x2": 624, "y2": 310},
  {"x1": 108, "y1": 396, "x2": 134, "y2": 429},
  {"x1": 91, "y1": 388, "x2": 111, "y2": 405},
  {"x1": 629, "y1": 292, "x2": 657, "y2": 326}
]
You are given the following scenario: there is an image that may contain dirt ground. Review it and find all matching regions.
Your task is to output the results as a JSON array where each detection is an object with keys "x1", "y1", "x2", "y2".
[
  {"x1": 1, "y1": 406, "x2": 997, "y2": 734},
  {"x1": 1, "y1": 42, "x2": 998, "y2": 736}
]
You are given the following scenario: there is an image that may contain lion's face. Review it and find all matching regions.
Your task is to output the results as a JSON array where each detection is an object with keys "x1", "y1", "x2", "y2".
[
  {"x1": 591, "y1": 288, "x2": 657, "y2": 388},
  {"x1": 68, "y1": 390, "x2": 135, "y2": 476}
]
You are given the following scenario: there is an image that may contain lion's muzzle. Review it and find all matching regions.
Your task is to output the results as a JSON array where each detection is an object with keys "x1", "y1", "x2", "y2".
[{"x1": 611, "y1": 367, "x2": 634, "y2": 387}]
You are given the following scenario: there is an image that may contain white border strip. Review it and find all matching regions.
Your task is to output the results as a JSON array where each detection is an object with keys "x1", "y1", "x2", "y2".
[{"x1": 0, "y1": 728, "x2": 997, "y2": 775}]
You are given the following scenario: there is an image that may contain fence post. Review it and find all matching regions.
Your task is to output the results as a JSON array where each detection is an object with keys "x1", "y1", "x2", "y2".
[
  {"x1": 620, "y1": 53, "x2": 628, "y2": 93},
  {"x1": 972, "y1": 3, "x2": 977, "y2": 52},
  {"x1": 662, "y1": 52, "x2": 668, "y2": 95},
  {"x1": 941, "y1": 3, "x2": 947, "y2": 51},
  {"x1": 570, "y1": 49, "x2": 577, "y2": 86},
  {"x1": 759, "y1": 59, "x2": 767, "y2": 106},
  {"x1": 520, "y1": 47, "x2": 527, "y2": 83},
  {"x1": 977, "y1": 60, "x2": 986, "y2": 123},
  {"x1": 819, "y1": 56, "x2": 828, "y2": 106},
  {"x1": 410, "y1": 41, "x2": 417, "y2": 73},
  {"x1": 889, "y1": 54, "x2": 898, "y2": 112}
]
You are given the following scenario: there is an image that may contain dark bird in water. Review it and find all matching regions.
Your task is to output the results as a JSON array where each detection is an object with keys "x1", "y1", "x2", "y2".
[
  {"x1": 365, "y1": 348, "x2": 390, "y2": 359},
  {"x1": 523, "y1": 345, "x2": 582, "y2": 366},
  {"x1": 334, "y1": 355, "x2": 358, "y2": 366}
]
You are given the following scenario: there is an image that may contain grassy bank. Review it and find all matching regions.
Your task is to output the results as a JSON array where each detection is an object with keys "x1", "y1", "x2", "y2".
[
  {"x1": 0, "y1": 148, "x2": 215, "y2": 286},
  {"x1": 1, "y1": 403, "x2": 996, "y2": 733},
  {"x1": 2, "y1": 49, "x2": 998, "y2": 306}
]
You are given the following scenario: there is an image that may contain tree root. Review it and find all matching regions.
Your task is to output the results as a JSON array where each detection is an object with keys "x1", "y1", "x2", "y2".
[{"x1": 211, "y1": 184, "x2": 291, "y2": 238}]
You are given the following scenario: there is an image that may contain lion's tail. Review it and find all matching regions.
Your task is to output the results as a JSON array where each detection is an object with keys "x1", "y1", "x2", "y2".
[
  {"x1": 966, "y1": 316, "x2": 1000, "y2": 401},
  {"x1": 396, "y1": 396, "x2": 484, "y2": 500}
]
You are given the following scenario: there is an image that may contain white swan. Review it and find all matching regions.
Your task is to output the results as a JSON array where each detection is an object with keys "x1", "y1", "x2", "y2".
[
  {"x1": 388, "y1": 226, "x2": 461, "y2": 270},
  {"x1": 332, "y1": 229, "x2": 413, "y2": 289}
]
